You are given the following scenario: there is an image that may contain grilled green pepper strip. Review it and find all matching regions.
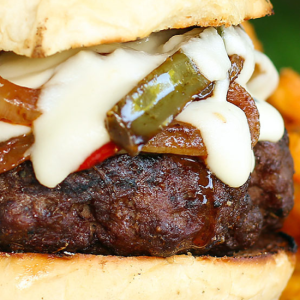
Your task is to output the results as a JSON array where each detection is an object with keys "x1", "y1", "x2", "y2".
[{"x1": 105, "y1": 50, "x2": 213, "y2": 155}]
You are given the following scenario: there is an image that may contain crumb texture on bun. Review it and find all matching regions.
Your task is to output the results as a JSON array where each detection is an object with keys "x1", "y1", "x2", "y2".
[
  {"x1": 0, "y1": 234, "x2": 295, "y2": 300},
  {"x1": 0, "y1": 0, "x2": 272, "y2": 58}
]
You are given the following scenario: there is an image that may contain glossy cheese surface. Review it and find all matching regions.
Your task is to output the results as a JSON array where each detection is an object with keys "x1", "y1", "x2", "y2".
[
  {"x1": 0, "y1": 121, "x2": 30, "y2": 143},
  {"x1": 0, "y1": 26, "x2": 282, "y2": 188}
]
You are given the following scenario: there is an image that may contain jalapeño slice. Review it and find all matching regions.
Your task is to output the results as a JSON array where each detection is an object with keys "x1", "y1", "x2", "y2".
[{"x1": 105, "y1": 50, "x2": 213, "y2": 155}]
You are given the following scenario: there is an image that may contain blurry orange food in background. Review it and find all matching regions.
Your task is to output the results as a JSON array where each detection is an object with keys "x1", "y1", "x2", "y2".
[
  {"x1": 242, "y1": 21, "x2": 263, "y2": 52},
  {"x1": 289, "y1": 131, "x2": 300, "y2": 183},
  {"x1": 268, "y1": 69, "x2": 300, "y2": 184},
  {"x1": 269, "y1": 63, "x2": 300, "y2": 300},
  {"x1": 276, "y1": 70, "x2": 300, "y2": 299},
  {"x1": 243, "y1": 21, "x2": 300, "y2": 244},
  {"x1": 269, "y1": 69, "x2": 300, "y2": 126},
  {"x1": 243, "y1": 21, "x2": 300, "y2": 300}
]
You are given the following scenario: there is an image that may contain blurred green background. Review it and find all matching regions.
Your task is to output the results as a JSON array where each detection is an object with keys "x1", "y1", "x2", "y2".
[{"x1": 250, "y1": 0, "x2": 300, "y2": 73}]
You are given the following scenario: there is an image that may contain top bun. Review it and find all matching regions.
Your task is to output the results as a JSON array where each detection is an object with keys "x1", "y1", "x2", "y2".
[{"x1": 0, "y1": 0, "x2": 273, "y2": 58}]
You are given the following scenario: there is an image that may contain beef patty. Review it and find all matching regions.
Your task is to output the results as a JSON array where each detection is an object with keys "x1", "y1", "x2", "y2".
[{"x1": 0, "y1": 132, "x2": 294, "y2": 257}]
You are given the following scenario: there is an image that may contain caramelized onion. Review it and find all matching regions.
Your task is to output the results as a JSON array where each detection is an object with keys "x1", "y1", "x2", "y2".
[
  {"x1": 229, "y1": 54, "x2": 245, "y2": 82},
  {"x1": 142, "y1": 121, "x2": 207, "y2": 156},
  {"x1": 143, "y1": 55, "x2": 253, "y2": 156},
  {"x1": 143, "y1": 82, "x2": 259, "y2": 155},
  {"x1": 227, "y1": 81, "x2": 260, "y2": 148},
  {"x1": 0, "y1": 133, "x2": 34, "y2": 173},
  {"x1": 228, "y1": 56, "x2": 260, "y2": 146},
  {"x1": 106, "y1": 51, "x2": 212, "y2": 156},
  {"x1": 0, "y1": 76, "x2": 41, "y2": 125}
]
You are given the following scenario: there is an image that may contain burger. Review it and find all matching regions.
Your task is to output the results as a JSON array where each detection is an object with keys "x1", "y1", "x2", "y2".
[{"x1": 0, "y1": 0, "x2": 297, "y2": 299}]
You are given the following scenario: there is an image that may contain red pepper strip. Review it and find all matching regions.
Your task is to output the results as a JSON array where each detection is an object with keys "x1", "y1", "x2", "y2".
[{"x1": 78, "y1": 141, "x2": 120, "y2": 171}]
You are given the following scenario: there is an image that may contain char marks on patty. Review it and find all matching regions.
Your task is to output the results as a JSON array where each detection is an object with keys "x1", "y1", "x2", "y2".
[{"x1": 0, "y1": 132, "x2": 293, "y2": 257}]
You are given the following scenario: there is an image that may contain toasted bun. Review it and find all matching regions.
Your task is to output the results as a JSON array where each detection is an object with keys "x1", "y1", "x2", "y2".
[
  {"x1": 0, "y1": 233, "x2": 296, "y2": 300},
  {"x1": 0, "y1": 0, "x2": 273, "y2": 58}
]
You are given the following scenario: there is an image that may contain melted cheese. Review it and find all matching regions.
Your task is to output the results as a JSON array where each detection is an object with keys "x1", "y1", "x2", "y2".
[
  {"x1": 0, "y1": 121, "x2": 30, "y2": 142},
  {"x1": 255, "y1": 99, "x2": 284, "y2": 142},
  {"x1": 177, "y1": 28, "x2": 254, "y2": 187},
  {"x1": 177, "y1": 80, "x2": 254, "y2": 187},
  {"x1": 31, "y1": 50, "x2": 166, "y2": 187},
  {"x1": 0, "y1": 26, "x2": 284, "y2": 188},
  {"x1": 221, "y1": 26, "x2": 255, "y2": 86},
  {"x1": 181, "y1": 28, "x2": 231, "y2": 81},
  {"x1": 0, "y1": 50, "x2": 79, "y2": 88},
  {"x1": 247, "y1": 50, "x2": 279, "y2": 101}
]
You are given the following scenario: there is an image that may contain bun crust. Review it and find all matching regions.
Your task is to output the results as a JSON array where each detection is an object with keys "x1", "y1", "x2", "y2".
[
  {"x1": 0, "y1": 0, "x2": 273, "y2": 58},
  {"x1": 0, "y1": 234, "x2": 295, "y2": 300}
]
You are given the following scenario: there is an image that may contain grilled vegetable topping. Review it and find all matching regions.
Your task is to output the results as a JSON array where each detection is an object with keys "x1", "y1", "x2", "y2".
[
  {"x1": 0, "y1": 133, "x2": 34, "y2": 173},
  {"x1": 142, "y1": 121, "x2": 207, "y2": 156},
  {"x1": 105, "y1": 51, "x2": 213, "y2": 155},
  {"x1": 0, "y1": 76, "x2": 41, "y2": 126}
]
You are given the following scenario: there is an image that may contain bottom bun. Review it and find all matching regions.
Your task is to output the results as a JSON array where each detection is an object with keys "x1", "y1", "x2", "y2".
[{"x1": 0, "y1": 233, "x2": 296, "y2": 300}]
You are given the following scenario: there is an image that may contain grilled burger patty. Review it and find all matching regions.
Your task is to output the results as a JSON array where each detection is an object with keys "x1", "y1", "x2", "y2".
[{"x1": 0, "y1": 131, "x2": 293, "y2": 257}]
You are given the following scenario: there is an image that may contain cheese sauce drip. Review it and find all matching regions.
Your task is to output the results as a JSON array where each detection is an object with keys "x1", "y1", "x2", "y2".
[
  {"x1": 0, "y1": 121, "x2": 30, "y2": 143},
  {"x1": 0, "y1": 26, "x2": 283, "y2": 188},
  {"x1": 33, "y1": 50, "x2": 166, "y2": 187},
  {"x1": 176, "y1": 80, "x2": 255, "y2": 187},
  {"x1": 177, "y1": 28, "x2": 254, "y2": 187}
]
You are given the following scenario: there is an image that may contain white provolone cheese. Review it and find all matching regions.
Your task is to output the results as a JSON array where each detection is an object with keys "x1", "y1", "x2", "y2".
[
  {"x1": 181, "y1": 28, "x2": 231, "y2": 81},
  {"x1": 221, "y1": 27, "x2": 283, "y2": 139},
  {"x1": 31, "y1": 50, "x2": 166, "y2": 187},
  {"x1": 0, "y1": 26, "x2": 284, "y2": 188},
  {"x1": 222, "y1": 26, "x2": 255, "y2": 87},
  {"x1": 0, "y1": 121, "x2": 30, "y2": 142},
  {"x1": 177, "y1": 28, "x2": 254, "y2": 187},
  {"x1": 247, "y1": 50, "x2": 279, "y2": 101},
  {"x1": 90, "y1": 29, "x2": 179, "y2": 54},
  {"x1": 255, "y1": 99, "x2": 284, "y2": 142},
  {"x1": 177, "y1": 77, "x2": 254, "y2": 187},
  {"x1": 177, "y1": 98, "x2": 254, "y2": 187},
  {"x1": 0, "y1": 50, "x2": 79, "y2": 88}
]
